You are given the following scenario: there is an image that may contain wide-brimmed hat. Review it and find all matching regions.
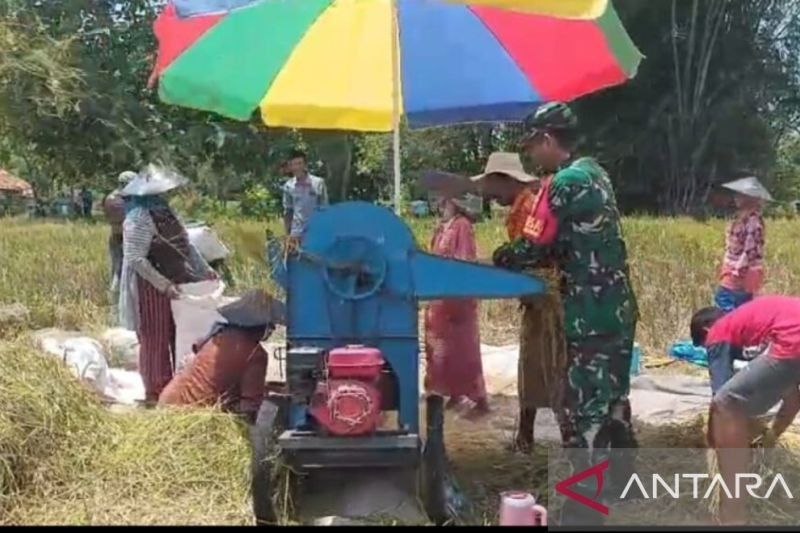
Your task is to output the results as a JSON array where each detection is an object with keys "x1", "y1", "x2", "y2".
[
  {"x1": 469, "y1": 152, "x2": 536, "y2": 183},
  {"x1": 721, "y1": 177, "x2": 773, "y2": 202},
  {"x1": 121, "y1": 164, "x2": 188, "y2": 197},
  {"x1": 217, "y1": 289, "x2": 286, "y2": 328}
]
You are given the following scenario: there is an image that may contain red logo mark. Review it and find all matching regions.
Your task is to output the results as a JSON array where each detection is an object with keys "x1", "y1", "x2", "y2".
[{"x1": 555, "y1": 460, "x2": 610, "y2": 515}]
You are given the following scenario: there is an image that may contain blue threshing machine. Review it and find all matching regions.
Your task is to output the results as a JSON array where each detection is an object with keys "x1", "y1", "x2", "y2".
[{"x1": 251, "y1": 202, "x2": 544, "y2": 524}]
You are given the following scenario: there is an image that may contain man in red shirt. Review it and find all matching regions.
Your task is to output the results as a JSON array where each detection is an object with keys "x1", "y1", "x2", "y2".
[{"x1": 691, "y1": 296, "x2": 800, "y2": 524}]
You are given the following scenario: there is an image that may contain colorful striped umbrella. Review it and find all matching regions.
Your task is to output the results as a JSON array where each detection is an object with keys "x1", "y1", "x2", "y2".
[
  {"x1": 150, "y1": 0, "x2": 642, "y2": 209},
  {"x1": 445, "y1": 0, "x2": 609, "y2": 18}
]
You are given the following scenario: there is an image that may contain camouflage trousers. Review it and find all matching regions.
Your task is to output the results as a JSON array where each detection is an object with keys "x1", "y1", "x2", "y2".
[
  {"x1": 560, "y1": 330, "x2": 637, "y2": 448},
  {"x1": 557, "y1": 329, "x2": 638, "y2": 525}
]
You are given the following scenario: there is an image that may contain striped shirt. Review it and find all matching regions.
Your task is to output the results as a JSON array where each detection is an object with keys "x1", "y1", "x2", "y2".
[{"x1": 119, "y1": 206, "x2": 213, "y2": 329}]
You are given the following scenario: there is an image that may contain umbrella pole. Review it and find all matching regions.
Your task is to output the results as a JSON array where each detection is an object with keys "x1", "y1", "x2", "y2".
[
  {"x1": 392, "y1": 126, "x2": 401, "y2": 215},
  {"x1": 391, "y1": 0, "x2": 402, "y2": 215}
]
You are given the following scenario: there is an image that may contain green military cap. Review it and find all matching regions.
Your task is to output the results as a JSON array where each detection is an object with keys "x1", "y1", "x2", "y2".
[{"x1": 520, "y1": 102, "x2": 578, "y2": 147}]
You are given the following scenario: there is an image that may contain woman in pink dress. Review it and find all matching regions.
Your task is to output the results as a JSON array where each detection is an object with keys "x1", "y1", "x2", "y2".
[{"x1": 424, "y1": 194, "x2": 489, "y2": 420}]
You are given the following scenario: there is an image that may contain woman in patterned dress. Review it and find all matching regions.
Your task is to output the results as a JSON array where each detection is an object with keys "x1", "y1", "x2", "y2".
[
  {"x1": 424, "y1": 194, "x2": 489, "y2": 420},
  {"x1": 119, "y1": 165, "x2": 216, "y2": 405},
  {"x1": 714, "y1": 177, "x2": 771, "y2": 313}
]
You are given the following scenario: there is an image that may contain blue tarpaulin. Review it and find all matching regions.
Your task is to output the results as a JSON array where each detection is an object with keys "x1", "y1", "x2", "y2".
[{"x1": 668, "y1": 340, "x2": 709, "y2": 368}]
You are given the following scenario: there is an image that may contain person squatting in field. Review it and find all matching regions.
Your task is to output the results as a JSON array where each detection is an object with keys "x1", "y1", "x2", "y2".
[
  {"x1": 423, "y1": 192, "x2": 489, "y2": 421},
  {"x1": 471, "y1": 151, "x2": 568, "y2": 451},
  {"x1": 492, "y1": 103, "x2": 639, "y2": 526},
  {"x1": 691, "y1": 296, "x2": 800, "y2": 525},
  {"x1": 160, "y1": 289, "x2": 286, "y2": 424},
  {"x1": 118, "y1": 165, "x2": 217, "y2": 405}
]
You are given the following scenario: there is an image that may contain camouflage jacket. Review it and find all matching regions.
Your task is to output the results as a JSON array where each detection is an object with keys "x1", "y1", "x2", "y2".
[{"x1": 493, "y1": 157, "x2": 639, "y2": 339}]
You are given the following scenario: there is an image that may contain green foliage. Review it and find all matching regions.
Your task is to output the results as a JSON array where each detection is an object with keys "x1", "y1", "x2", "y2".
[
  {"x1": 577, "y1": 0, "x2": 800, "y2": 212},
  {"x1": 772, "y1": 134, "x2": 800, "y2": 202},
  {"x1": 0, "y1": 0, "x2": 798, "y2": 214},
  {"x1": 239, "y1": 183, "x2": 281, "y2": 220}
]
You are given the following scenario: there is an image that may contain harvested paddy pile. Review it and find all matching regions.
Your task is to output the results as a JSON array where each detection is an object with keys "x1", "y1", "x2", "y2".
[
  {"x1": 0, "y1": 339, "x2": 252, "y2": 525},
  {"x1": 4, "y1": 335, "x2": 800, "y2": 526}
]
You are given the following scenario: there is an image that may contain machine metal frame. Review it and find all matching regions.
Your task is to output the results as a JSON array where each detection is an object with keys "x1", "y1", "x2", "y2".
[{"x1": 251, "y1": 202, "x2": 544, "y2": 525}]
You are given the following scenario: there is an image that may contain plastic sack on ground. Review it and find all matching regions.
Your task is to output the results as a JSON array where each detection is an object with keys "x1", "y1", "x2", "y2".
[
  {"x1": 106, "y1": 368, "x2": 145, "y2": 405},
  {"x1": 186, "y1": 223, "x2": 230, "y2": 263},
  {"x1": 171, "y1": 280, "x2": 235, "y2": 372},
  {"x1": 101, "y1": 327, "x2": 139, "y2": 370},
  {"x1": 669, "y1": 340, "x2": 709, "y2": 367},
  {"x1": 34, "y1": 329, "x2": 109, "y2": 395}
]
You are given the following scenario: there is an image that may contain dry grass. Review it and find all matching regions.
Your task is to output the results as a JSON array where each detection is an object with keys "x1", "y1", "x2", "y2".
[
  {"x1": 0, "y1": 338, "x2": 252, "y2": 525},
  {"x1": 4, "y1": 215, "x2": 800, "y2": 525},
  {"x1": 5, "y1": 215, "x2": 800, "y2": 356}
]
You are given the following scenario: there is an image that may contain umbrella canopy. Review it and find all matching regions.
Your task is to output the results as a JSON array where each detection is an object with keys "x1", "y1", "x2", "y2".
[
  {"x1": 445, "y1": 0, "x2": 609, "y2": 19},
  {"x1": 150, "y1": 0, "x2": 643, "y2": 132}
]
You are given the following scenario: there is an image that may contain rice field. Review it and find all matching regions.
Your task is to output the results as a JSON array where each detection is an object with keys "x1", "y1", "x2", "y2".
[
  {"x1": 3, "y1": 214, "x2": 800, "y2": 525},
  {"x1": 5, "y1": 214, "x2": 800, "y2": 358}
]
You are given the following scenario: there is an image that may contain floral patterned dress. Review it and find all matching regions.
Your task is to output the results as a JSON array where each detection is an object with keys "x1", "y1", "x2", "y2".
[{"x1": 423, "y1": 215, "x2": 487, "y2": 402}]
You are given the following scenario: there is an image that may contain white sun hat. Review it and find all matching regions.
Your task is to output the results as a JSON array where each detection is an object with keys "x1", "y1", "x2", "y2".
[
  {"x1": 470, "y1": 152, "x2": 537, "y2": 183},
  {"x1": 121, "y1": 164, "x2": 188, "y2": 197},
  {"x1": 721, "y1": 177, "x2": 773, "y2": 202}
]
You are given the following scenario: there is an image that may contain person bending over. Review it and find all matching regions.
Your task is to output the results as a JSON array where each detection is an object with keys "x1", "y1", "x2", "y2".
[
  {"x1": 159, "y1": 289, "x2": 286, "y2": 424},
  {"x1": 690, "y1": 296, "x2": 800, "y2": 525}
]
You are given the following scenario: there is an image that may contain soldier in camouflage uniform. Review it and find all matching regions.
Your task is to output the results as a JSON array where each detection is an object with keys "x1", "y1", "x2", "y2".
[{"x1": 493, "y1": 103, "x2": 639, "y2": 524}]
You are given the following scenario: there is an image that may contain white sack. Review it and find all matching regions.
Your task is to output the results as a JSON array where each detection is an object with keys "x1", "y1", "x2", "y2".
[
  {"x1": 105, "y1": 368, "x2": 145, "y2": 405},
  {"x1": 34, "y1": 329, "x2": 109, "y2": 396},
  {"x1": 186, "y1": 225, "x2": 230, "y2": 263},
  {"x1": 171, "y1": 280, "x2": 235, "y2": 372},
  {"x1": 101, "y1": 327, "x2": 139, "y2": 370}
]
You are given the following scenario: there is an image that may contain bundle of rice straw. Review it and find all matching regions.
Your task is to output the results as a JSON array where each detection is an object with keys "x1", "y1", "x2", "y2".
[
  {"x1": 1, "y1": 339, "x2": 253, "y2": 525},
  {"x1": 705, "y1": 417, "x2": 771, "y2": 523},
  {"x1": 226, "y1": 226, "x2": 269, "y2": 264},
  {"x1": 518, "y1": 266, "x2": 566, "y2": 409}
]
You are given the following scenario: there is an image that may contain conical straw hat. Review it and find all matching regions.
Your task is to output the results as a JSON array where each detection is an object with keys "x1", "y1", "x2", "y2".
[
  {"x1": 122, "y1": 164, "x2": 188, "y2": 197},
  {"x1": 721, "y1": 177, "x2": 773, "y2": 201}
]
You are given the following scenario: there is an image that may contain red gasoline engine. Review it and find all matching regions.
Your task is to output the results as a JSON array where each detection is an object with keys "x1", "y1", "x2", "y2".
[{"x1": 310, "y1": 345, "x2": 385, "y2": 436}]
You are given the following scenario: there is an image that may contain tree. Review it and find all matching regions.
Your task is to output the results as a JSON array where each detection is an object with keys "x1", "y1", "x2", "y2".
[
  {"x1": 1, "y1": 0, "x2": 798, "y2": 215},
  {"x1": 576, "y1": 0, "x2": 800, "y2": 212}
]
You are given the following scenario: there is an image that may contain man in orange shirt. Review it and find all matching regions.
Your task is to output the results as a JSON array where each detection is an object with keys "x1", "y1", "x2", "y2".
[{"x1": 472, "y1": 152, "x2": 569, "y2": 452}]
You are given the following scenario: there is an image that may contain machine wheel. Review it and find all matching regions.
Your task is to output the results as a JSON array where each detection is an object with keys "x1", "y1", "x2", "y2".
[
  {"x1": 250, "y1": 395, "x2": 289, "y2": 526},
  {"x1": 421, "y1": 394, "x2": 452, "y2": 525}
]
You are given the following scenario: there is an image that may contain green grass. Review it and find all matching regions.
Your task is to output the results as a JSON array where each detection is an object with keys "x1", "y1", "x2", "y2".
[{"x1": 4, "y1": 215, "x2": 800, "y2": 361}]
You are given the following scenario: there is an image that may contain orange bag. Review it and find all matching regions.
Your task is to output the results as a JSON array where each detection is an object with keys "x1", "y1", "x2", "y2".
[{"x1": 521, "y1": 177, "x2": 559, "y2": 245}]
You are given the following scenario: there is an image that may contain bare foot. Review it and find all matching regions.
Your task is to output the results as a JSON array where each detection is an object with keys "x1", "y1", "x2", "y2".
[
  {"x1": 509, "y1": 435, "x2": 534, "y2": 454},
  {"x1": 461, "y1": 400, "x2": 491, "y2": 422}
]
